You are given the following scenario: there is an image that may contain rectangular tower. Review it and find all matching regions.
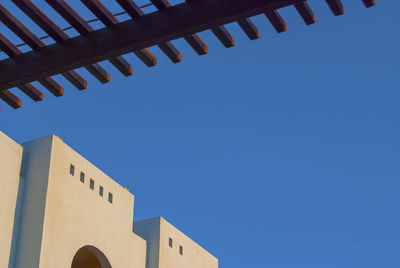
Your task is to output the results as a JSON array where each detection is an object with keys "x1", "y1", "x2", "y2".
[
  {"x1": 0, "y1": 131, "x2": 23, "y2": 268},
  {"x1": 14, "y1": 135, "x2": 146, "y2": 268},
  {"x1": 0, "y1": 131, "x2": 218, "y2": 268},
  {"x1": 134, "y1": 217, "x2": 218, "y2": 268}
]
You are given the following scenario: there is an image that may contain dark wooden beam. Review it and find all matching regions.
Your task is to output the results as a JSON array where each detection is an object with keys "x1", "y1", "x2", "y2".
[
  {"x1": 0, "y1": 3, "x2": 84, "y2": 92},
  {"x1": 325, "y1": 0, "x2": 344, "y2": 16},
  {"x1": 0, "y1": 7, "x2": 63, "y2": 96},
  {"x1": 0, "y1": 90, "x2": 21, "y2": 109},
  {"x1": 12, "y1": 0, "x2": 110, "y2": 84},
  {"x1": 362, "y1": 0, "x2": 375, "y2": 7},
  {"x1": 0, "y1": 0, "x2": 309, "y2": 91},
  {"x1": 211, "y1": 26, "x2": 235, "y2": 48},
  {"x1": 47, "y1": 0, "x2": 92, "y2": 34},
  {"x1": 150, "y1": 0, "x2": 208, "y2": 55},
  {"x1": 237, "y1": 18, "x2": 260, "y2": 40},
  {"x1": 116, "y1": 0, "x2": 182, "y2": 63},
  {"x1": 37, "y1": 78, "x2": 65, "y2": 97},
  {"x1": 17, "y1": 84, "x2": 43, "y2": 102},
  {"x1": 265, "y1": 9, "x2": 287, "y2": 33},
  {"x1": 0, "y1": 33, "x2": 43, "y2": 101},
  {"x1": 294, "y1": 1, "x2": 316, "y2": 25},
  {"x1": 188, "y1": 0, "x2": 258, "y2": 42},
  {"x1": 81, "y1": 0, "x2": 157, "y2": 67},
  {"x1": 46, "y1": 0, "x2": 132, "y2": 76},
  {"x1": 184, "y1": 35, "x2": 208, "y2": 55}
]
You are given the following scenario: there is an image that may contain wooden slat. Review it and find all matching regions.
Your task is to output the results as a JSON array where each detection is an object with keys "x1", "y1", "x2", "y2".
[
  {"x1": 81, "y1": 0, "x2": 116, "y2": 27},
  {"x1": 265, "y1": 9, "x2": 287, "y2": 33},
  {"x1": 0, "y1": 3, "x2": 83, "y2": 92},
  {"x1": 0, "y1": 34, "x2": 23, "y2": 57},
  {"x1": 38, "y1": 79, "x2": 64, "y2": 97},
  {"x1": 157, "y1": 43, "x2": 182, "y2": 63},
  {"x1": 211, "y1": 26, "x2": 235, "y2": 48},
  {"x1": 0, "y1": 0, "x2": 332, "y2": 90},
  {"x1": 81, "y1": 0, "x2": 157, "y2": 67},
  {"x1": 12, "y1": 0, "x2": 110, "y2": 84},
  {"x1": 116, "y1": 0, "x2": 182, "y2": 63},
  {"x1": 84, "y1": 65, "x2": 109, "y2": 83},
  {"x1": 0, "y1": 90, "x2": 21, "y2": 109},
  {"x1": 0, "y1": 34, "x2": 43, "y2": 101},
  {"x1": 46, "y1": 0, "x2": 132, "y2": 76},
  {"x1": 184, "y1": 35, "x2": 208, "y2": 55},
  {"x1": 237, "y1": 18, "x2": 260, "y2": 40},
  {"x1": 294, "y1": 1, "x2": 316, "y2": 25},
  {"x1": 188, "y1": 0, "x2": 258, "y2": 42},
  {"x1": 114, "y1": 0, "x2": 144, "y2": 18},
  {"x1": 325, "y1": 0, "x2": 344, "y2": 16},
  {"x1": 150, "y1": 0, "x2": 208, "y2": 55},
  {"x1": 36, "y1": 78, "x2": 63, "y2": 96},
  {"x1": 47, "y1": 0, "x2": 93, "y2": 36},
  {"x1": 18, "y1": 84, "x2": 43, "y2": 102},
  {"x1": 362, "y1": 0, "x2": 375, "y2": 7}
]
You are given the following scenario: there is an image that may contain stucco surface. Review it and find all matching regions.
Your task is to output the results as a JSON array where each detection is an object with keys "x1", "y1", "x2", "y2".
[
  {"x1": 1, "y1": 132, "x2": 218, "y2": 268},
  {"x1": 16, "y1": 135, "x2": 146, "y2": 268},
  {"x1": 15, "y1": 135, "x2": 53, "y2": 268},
  {"x1": 135, "y1": 217, "x2": 218, "y2": 268},
  {"x1": 0, "y1": 131, "x2": 22, "y2": 268},
  {"x1": 134, "y1": 218, "x2": 161, "y2": 268}
]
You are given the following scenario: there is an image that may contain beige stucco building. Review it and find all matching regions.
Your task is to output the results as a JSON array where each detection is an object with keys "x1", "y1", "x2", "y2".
[{"x1": 0, "y1": 131, "x2": 218, "y2": 268}]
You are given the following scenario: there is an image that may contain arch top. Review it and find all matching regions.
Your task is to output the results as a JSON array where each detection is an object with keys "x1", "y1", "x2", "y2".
[{"x1": 71, "y1": 245, "x2": 111, "y2": 268}]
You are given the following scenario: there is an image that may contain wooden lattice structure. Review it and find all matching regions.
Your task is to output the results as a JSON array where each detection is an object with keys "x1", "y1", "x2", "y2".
[{"x1": 0, "y1": 0, "x2": 375, "y2": 110}]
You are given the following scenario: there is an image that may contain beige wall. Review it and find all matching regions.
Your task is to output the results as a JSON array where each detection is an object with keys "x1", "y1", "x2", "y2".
[
  {"x1": 134, "y1": 218, "x2": 161, "y2": 268},
  {"x1": 159, "y1": 217, "x2": 218, "y2": 268},
  {"x1": 0, "y1": 131, "x2": 23, "y2": 268},
  {"x1": 1, "y1": 131, "x2": 218, "y2": 268},
  {"x1": 15, "y1": 135, "x2": 54, "y2": 268},
  {"x1": 16, "y1": 135, "x2": 147, "y2": 268},
  {"x1": 135, "y1": 217, "x2": 218, "y2": 268}
]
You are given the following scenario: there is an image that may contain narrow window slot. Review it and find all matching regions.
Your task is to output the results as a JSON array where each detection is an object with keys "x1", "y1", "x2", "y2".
[
  {"x1": 99, "y1": 186, "x2": 104, "y2": 197},
  {"x1": 70, "y1": 164, "x2": 75, "y2": 175}
]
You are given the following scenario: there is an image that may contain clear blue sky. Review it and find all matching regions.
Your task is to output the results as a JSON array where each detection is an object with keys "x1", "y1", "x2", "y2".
[{"x1": 1, "y1": 1, "x2": 399, "y2": 267}]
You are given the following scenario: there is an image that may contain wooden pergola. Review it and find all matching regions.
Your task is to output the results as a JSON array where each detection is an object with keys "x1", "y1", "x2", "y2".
[{"x1": 0, "y1": 0, "x2": 375, "y2": 110}]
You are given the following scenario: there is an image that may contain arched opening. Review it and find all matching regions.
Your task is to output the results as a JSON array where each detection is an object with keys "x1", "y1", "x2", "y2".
[{"x1": 71, "y1": 246, "x2": 111, "y2": 268}]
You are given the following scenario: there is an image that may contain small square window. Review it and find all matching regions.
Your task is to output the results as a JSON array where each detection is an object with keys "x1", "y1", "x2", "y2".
[
  {"x1": 70, "y1": 164, "x2": 75, "y2": 175},
  {"x1": 169, "y1": 238, "x2": 173, "y2": 248},
  {"x1": 99, "y1": 186, "x2": 104, "y2": 197},
  {"x1": 108, "y1": 193, "x2": 113, "y2": 203},
  {"x1": 90, "y1": 179, "x2": 95, "y2": 190},
  {"x1": 80, "y1": 172, "x2": 85, "y2": 183},
  {"x1": 179, "y1": 245, "x2": 183, "y2": 255}
]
